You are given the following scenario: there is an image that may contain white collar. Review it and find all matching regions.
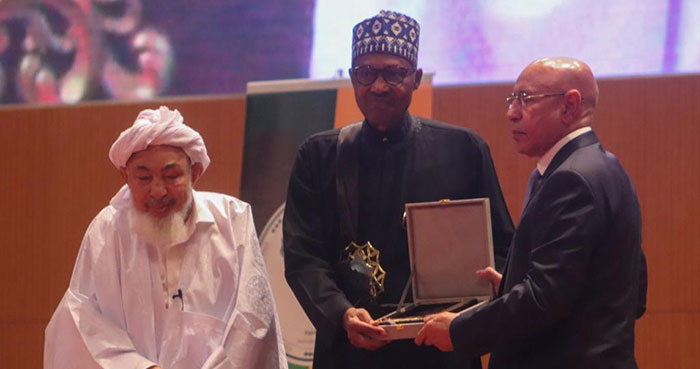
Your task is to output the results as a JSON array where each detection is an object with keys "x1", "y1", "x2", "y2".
[
  {"x1": 190, "y1": 190, "x2": 215, "y2": 225},
  {"x1": 536, "y1": 127, "x2": 592, "y2": 175}
]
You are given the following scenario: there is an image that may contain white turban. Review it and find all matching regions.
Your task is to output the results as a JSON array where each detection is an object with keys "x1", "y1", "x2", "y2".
[{"x1": 109, "y1": 106, "x2": 210, "y2": 172}]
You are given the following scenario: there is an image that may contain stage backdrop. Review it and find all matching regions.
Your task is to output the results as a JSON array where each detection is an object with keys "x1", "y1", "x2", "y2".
[
  {"x1": 1, "y1": 0, "x2": 698, "y2": 105},
  {"x1": 0, "y1": 73, "x2": 697, "y2": 368}
]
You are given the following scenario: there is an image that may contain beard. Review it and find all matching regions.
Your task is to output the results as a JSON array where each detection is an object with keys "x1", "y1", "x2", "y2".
[{"x1": 128, "y1": 192, "x2": 194, "y2": 247}]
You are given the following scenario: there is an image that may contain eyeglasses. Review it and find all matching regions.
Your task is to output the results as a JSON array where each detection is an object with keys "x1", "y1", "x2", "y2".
[
  {"x1": 506, "y1": 91, "x2": 566, "y2": 108},
  {"x1": 349, "y1": 65, "x2": 415, "y2": 86}
]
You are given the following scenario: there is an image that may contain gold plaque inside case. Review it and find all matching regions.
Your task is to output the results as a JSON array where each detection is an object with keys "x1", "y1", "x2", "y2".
[{"x1": 376, "y1": 198, "x2": 495, "y2": 340}]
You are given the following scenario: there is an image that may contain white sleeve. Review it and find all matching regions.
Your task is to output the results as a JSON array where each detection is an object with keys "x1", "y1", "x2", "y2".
[
  {"x1": 200, "y1": 205, "x2": 287, "y2": 369},
  {"x1": 44, "y1": 217, "x2": 159, "y2": 369}
]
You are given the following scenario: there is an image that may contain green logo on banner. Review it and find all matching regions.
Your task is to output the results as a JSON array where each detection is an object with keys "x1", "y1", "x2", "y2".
[{"x1": 260, "y1": 204, "x2": 314, "y2": 368}]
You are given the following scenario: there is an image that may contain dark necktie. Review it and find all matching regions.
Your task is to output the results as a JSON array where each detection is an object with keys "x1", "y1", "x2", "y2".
[{"x1": 522, "y1": 168, "x2": 543, "y2": 211}]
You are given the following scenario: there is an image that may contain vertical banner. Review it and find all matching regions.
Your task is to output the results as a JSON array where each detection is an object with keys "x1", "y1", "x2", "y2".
[{"x1": 241, "y1": 75, "x2": 433, "y2": 368}]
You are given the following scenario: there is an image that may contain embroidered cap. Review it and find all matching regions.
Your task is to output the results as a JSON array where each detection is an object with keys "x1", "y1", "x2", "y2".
[{"x1": 352, "y1": 10, "x2": 420, "y2": 66}]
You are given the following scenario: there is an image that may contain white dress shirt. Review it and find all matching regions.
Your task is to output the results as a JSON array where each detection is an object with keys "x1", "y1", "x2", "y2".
[{"x1": 536, "y1": 127, "x2": 592, "y2": 175}]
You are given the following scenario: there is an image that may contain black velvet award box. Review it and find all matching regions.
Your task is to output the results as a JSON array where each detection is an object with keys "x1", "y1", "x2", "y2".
[{"x1": 376, "y1": 198, "x2": 495, "y2": 340}]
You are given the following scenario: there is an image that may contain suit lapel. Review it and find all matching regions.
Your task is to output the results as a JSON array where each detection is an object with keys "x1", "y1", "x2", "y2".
[
  {"x1": 520, "y1": 131, "x2": 600, "y2": 218},
  {"x1": 542, "y1": 131, "x2": 600, "y2": 178}
]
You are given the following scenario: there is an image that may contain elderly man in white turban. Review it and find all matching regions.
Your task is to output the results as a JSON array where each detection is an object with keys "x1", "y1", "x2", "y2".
[{"x1": 44, "y1": 106, "x2": 287, "y2": 369}]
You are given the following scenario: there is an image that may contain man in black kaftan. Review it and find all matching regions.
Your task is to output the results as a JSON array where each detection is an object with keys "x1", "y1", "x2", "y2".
[{"x1": 283, "y1": 10, "x2": 514, "y2": 369}]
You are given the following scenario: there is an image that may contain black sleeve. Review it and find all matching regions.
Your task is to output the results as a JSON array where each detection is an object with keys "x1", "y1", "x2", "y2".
[
  {"x1": 450, "y1": 171, "x2": 600, "y2": 357},
  {"x1": 475, "y1": 140, "x2": 514, "y2": 271},
  {"x1": 636, "y1": 250, "x2": 648, "y2": 319},
  {"x1": 282, "y1": 143, "x2": 352, "y2": 338}
]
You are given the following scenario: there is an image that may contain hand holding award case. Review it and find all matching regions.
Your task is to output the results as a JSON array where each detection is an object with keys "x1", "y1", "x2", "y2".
[{"x1": 376, "y1": 198, "x2": 495, "y2": 340}]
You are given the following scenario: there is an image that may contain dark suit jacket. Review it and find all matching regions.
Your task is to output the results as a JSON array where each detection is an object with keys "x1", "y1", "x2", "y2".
[{"x1": 450, "y1": 131, "x2": 647, "y2": 369}]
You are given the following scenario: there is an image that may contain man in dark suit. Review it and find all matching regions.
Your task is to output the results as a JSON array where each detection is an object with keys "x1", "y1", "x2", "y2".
[{"x1": 415, "y1": 57, "x2": 647, "y2": 369}]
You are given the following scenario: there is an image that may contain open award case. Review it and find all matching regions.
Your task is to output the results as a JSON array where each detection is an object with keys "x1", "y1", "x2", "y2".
[{"x1": 376, "y1": 198, "x2": 495, "y2": 340}]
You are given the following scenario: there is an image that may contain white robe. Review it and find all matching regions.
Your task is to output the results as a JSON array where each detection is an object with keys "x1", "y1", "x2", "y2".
[{"x1": 44, "y1": 188, "x2": 287, "y2": 369}]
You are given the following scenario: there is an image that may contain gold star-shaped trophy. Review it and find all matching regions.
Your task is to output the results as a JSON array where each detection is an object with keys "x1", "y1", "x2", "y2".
[{"x1": 336, "y1": 241, "x2": 386, "y2": 304}]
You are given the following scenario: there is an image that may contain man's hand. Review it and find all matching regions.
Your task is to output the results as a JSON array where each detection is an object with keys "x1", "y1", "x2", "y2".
[
  {"x1": 476, "y1": 266, "x2": 502, "y2": 294},
  {"x1": 342, "y1": 307, "x2": 388, "y2": 350},
  {"x1": 414, "y1": 311, "x2": 456, "y2": 352}
]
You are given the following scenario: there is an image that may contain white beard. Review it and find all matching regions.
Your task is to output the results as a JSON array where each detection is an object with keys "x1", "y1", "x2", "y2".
[{"x1": 129, "y1": 193, "x2": 193, "y2": 247}]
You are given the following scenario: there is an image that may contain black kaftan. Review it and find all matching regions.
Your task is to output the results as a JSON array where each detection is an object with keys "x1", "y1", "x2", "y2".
[{"x1": 283, "y1": 115, "x2": 514, "y2": 369}]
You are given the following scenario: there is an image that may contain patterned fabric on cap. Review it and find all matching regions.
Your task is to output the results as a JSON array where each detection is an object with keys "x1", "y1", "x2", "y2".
[
  {"x1": 109, "y1": 106, "x2": 210, "y2": 172},
  {"x1": 352, "y1": 10, "x2": 420, "y2": 66}
]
